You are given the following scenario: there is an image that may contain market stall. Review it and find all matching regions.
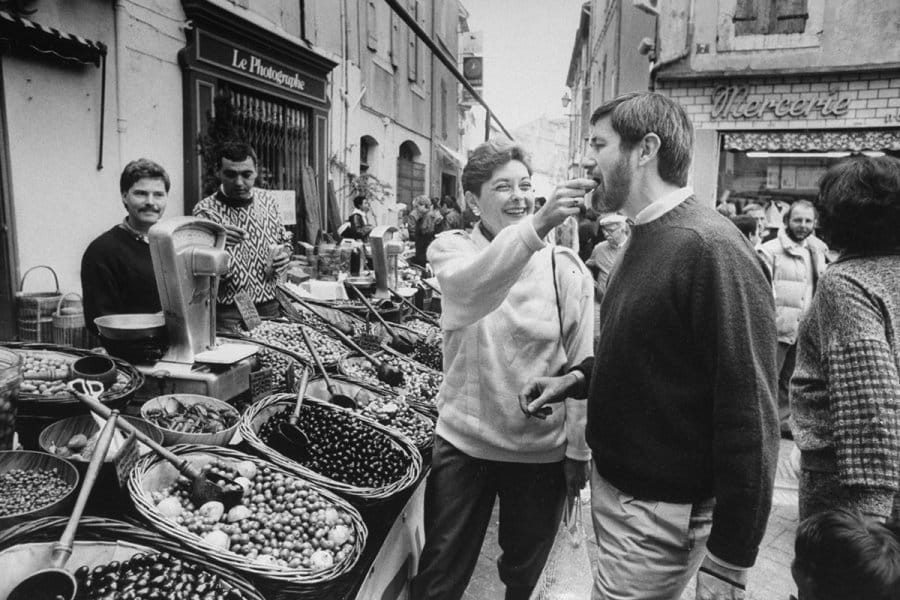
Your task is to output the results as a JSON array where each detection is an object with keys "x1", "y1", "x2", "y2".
[{"x1": 0, "y1": 217, "x2": 443, "y2": 599}]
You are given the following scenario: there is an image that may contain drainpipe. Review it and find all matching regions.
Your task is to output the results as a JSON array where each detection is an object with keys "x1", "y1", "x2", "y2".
[{"x1": 112, "y1": 0, "x2": 128, "y2": 168}]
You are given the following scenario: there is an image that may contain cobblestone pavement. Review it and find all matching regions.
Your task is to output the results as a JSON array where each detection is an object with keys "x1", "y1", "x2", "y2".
[{"x1": 465, "y1": 440, "x2": 800, "y2": 600}]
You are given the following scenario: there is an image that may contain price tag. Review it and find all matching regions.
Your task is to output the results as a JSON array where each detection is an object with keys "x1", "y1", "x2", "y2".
[
  {"x1": 114, "y1": 433, "x2": 141, "y2": 490},
  {"x1": 234, "y1": 291, "x2": 262, "y2": 330}
]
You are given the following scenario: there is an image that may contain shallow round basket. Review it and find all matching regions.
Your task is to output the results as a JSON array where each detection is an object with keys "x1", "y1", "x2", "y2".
[
  {"x1": 338, "y1": 350, "x2": 441, "y2": 418},
  {"x1": 38, "y1": 413, "x2": 163, "y2": 463},
  {"x1": 127, "y1": 444, "x2": 366, "y2": 598},
  {"x1": 305, "y1": 375, "x2": 434, "y2": 451},
  {"x1": 140, "y1": 394, "x2": 239, "y2": 446},
  {"x1": 0, "y1": 450, "x2": 79, "y2": 530},
  {"x1": 0, "y1": 516, "x2": 264, "y2": 600},
  {"x1": 240, "y1": 393, "x2": 422, "y2": 503}
]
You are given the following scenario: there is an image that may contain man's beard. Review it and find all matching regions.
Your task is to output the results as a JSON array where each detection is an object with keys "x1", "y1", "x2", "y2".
[
  {"x1": 590, "y1": 155, "x2": 632, "y2": 214},
  {"x1": 787, "y1": 226, "x2": 811, "y2": 243}
]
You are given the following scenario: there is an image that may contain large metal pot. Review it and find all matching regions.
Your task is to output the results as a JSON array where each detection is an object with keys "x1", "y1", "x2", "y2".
[{"x1": 93, "y1": 313, "x2": 165, "y2": 341}]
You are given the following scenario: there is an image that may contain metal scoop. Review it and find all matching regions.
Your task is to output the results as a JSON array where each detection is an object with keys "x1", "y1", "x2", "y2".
[
  {"x1": 274, "y1": 366, "x2": 311, "y2": 453},
  {"x1": 347, "y1": 282, "x2": 420, "y2": 354},
  {"x1": 69, "y1": 380, "x2": 243, "y2": 510},
  {"x1": 298, "y1": 326, "x2": 357, "y2": 410},
  {"x1": 290, "y1": 294, "x2": 405, "y2": 386},
  {"x1": 7, "y1": 411, "x2": 122, "y2": 600}
]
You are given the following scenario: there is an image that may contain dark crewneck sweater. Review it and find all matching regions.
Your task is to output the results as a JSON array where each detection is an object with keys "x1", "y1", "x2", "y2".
[
  {"x1": 586, "y1": 196, "x2": 779, "y2": 567},
  {"x1": 81, "y1": 226, "x2": 161, "y2": 334}
]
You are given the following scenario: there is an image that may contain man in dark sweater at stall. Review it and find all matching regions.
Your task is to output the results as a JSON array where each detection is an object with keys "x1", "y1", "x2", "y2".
[
  {"x1": 519, "y1": 92, "x2": 779, "y2": 600},
  {"x1": 81, "y1": 158, "x2": 169, "y2": 335}
]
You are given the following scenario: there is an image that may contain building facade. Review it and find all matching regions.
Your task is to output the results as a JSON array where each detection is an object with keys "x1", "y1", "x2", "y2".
[{"x1": 652, "y1": 0, "x2": 900, "y2": 209}]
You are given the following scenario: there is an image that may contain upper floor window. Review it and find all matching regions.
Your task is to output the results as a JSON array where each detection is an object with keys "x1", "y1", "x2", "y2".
[{"x1": 733, "y1": 0, "x2": 808, "y2": 36}]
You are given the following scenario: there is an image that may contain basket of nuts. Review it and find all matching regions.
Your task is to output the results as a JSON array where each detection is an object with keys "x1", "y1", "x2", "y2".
[
  {"x1": 0, "y1": 450, "x2": 79, "y2": 530},
  {"x1": 141, "y1": 395, "x2": 240, "y2": 446},
  {"x1": 339, "y1": 350, "x2": 442, "y2": 418},
  {"x1": 240, "y1": 393, "x2": 422, "y2": 503},
  {"x1": 127, "y1": 444, "x2": 366, "y2": 597},
  {"x1": 0, "y1": 516, "x2": 265, "y2": 600},
  {"x1": 239, "y1": 321, "x2": 345, "y2": 370},
  {"x1": 304, "y1": 375, "x2": 434, "y2": 450}
]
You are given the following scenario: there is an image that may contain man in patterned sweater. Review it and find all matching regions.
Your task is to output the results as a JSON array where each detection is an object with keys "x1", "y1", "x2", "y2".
[{"x1": 193, "y1": 142, "x2": 289, "y2": 329}]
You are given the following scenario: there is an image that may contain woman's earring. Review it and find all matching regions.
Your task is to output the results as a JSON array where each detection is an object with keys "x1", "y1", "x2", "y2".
[{"x1": 470, "y1": 206, "x2": 480, "y2": 216}]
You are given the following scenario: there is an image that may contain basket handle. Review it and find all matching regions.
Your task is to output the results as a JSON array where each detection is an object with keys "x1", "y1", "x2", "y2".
[
  {"x1": 55, "y1": 292, "x2": 83, "y2": 317},
  {"x1": 18, "y1": 265, "x2": 61, "y2": 294}
]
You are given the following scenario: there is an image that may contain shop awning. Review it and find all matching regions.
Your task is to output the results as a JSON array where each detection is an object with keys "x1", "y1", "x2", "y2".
[
  {"x1": 436, "y1": 142, "x2": 466, "y2": 168},
  {"x1": 723, "y1": 130, "x2": 900, "y2": 153},
  {"x1": 0, "y1": 10, "x2": 106, "y2": 66}
]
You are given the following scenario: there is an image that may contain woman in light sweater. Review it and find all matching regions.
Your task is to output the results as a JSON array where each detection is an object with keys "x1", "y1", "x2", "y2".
[
  {"x1": 791, "y1": 156, "x2": 900, "y2": 522},
  {"x1": 409, "y1": 139, "x2": 596, "y2": 600}
]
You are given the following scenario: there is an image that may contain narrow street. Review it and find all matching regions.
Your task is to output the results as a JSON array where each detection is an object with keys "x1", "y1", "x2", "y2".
[{"x1": 467, "y1": 440, "x2": 800, "y2": 600}]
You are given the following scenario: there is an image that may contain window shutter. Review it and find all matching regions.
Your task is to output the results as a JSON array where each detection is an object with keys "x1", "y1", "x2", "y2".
[
  {"x1": 733, "y1": 0, "x2": 760, "y2": 35},
  {"x1": 407, "y1": 0, "x2": 419, "y2": 82},
  {"x1": 390, "y1": 12, "x2": 401, "y2": 66},
  {"x1": 366, "y1": 0, "x2": 377, "y2": 51},
  {"x1": 772, "y1": 0, "x2": 808, "y2": 34}
]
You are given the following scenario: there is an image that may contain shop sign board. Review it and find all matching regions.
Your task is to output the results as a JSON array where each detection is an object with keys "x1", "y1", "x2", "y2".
[
  {"x1": 711, "y1": 86, "x2": 851, "y2": 120},
  {"x1": 196, "y1": 30, "x2": 326, "y2": 103}
]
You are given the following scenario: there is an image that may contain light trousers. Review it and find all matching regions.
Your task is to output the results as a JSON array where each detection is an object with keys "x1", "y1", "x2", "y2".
[{"x1": 590, "y1": 467, "x2": 714, "y2": 600}]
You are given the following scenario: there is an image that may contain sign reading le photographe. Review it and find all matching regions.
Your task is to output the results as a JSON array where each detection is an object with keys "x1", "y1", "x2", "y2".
[
  {"x1": 710, "y1": 86, "x2": 852, "y2": 120},
  {"x1": 197, "y1": 31, "x2": 326, "y2": 103}
]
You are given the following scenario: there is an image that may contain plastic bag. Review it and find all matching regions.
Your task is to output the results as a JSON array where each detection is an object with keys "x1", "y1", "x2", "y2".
[{"x1": 530, "y1": 496, "x2": 593, "y2": 600}]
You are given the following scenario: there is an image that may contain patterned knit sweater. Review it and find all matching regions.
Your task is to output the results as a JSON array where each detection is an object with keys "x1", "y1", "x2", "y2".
[
  {"x1": 791, "y1": 253, "x2": 900, "y2": 516},
  {"x1": 193, "y1": 188, "x2": 287, "y2": 305}
]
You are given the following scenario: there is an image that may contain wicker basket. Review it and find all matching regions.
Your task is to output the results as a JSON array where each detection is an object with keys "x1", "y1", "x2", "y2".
[
  {"x1": 0, "y1": 516, "x2": 264, "y2": 600},
  {"x1": 51, "y1": 292, "x2": 90, "y2": 349},
  {"x1": 240, "y1": 393, "x2": 422, "y2": 503},
  {"x1": 16, "y1": 266, "x2": 62, "y2": 343},
  {"x1": 304, "y1": 374, "x2": 434, "y2": 451},
  {"x1": 140, "y1": 394, "x2": 240, "y2": 446},
  {"x1": 0, "y1": 342, "x2": 144, "y2": 450},
  {"x1": 338, "y1": 350, "x2": 441, "y2": 418},
  {"x1": 249, "y1": 366, "x2": 273, "y2": 402},
  {"x1": 127, "y1": 444, "x2": 366, "y2": 599},
  {"x1": 0, "y1": 450, "x2": 80, "y2": 530}
]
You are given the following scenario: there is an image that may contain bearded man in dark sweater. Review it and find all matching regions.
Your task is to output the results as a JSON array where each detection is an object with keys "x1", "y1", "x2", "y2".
[
  {"x1": 519, "y1": 92, "x2": 778, "y2": 600},
  {"x1": 81, "y1": 159, "x2": 169, "y2": 335}
]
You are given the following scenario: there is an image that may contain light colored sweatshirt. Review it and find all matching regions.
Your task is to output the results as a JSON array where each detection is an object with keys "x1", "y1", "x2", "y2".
[{"x1": 427, "y1": 216, "x2": 594, "y2": 463}]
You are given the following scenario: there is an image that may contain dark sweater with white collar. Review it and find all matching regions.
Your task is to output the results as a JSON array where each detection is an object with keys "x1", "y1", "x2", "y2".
[{"x1": 586, "y1": 196, "x2": 779, "y2": 568}]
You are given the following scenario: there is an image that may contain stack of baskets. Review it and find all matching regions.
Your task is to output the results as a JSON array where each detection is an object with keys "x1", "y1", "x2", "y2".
[
  {"x1": 127, "y1": 445, "x2": 367, "y2": 599},
  {"x1": 240, "y1": 393, "x2": 422, "y2": 503},
  {"x1": 51, "y1": 292, "x2": 91, "y2": 349},
  {"x1": 0, "y1": 516, "x2": 265, "y2": 600},
  {"x1": 15, "y1": 266, "x2": 62, "y2": 343}
]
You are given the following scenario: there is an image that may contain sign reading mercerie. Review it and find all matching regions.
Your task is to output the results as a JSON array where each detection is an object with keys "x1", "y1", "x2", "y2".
[
  {"x1": 197, "y1": 31, "x2": 325, "y2": 102},
  {"x1": 711, "y1": 86, "x2": 851, "y2": 120}
]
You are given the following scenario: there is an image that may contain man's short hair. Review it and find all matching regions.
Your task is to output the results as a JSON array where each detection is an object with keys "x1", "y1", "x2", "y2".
[
  {"x1": 816, "y1": 156, "x2": 900, "y2": 253},
  {"x1": 462, "y1": 138, "x2": 532, "y2": 196},
  {"x1": 794, "y1": 509, "x2": 900, "y2": 600},
  {"x1": 352, "y1": 195, "x2": 367, "y2": 209},
  {"x1": 214, "y1": 141, "x2": 258, "y2": 170},
  {"x1": 589, "y1": 92, "x2": 694, "y2": 188},
  {"x1": 783, "y1": 199, "x2": 817, "y2": 226},
  {"x1": 120, "y1": 158, "x2": 170, "y2": 195},
  {"x1": 731, "y1": 215, "x2": 758, "y2": 240}
]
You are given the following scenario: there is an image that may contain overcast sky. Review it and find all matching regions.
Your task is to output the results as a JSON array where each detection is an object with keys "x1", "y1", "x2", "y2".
[{"x1": 462, "y1": 0, "x2": 589, "y2": 130}]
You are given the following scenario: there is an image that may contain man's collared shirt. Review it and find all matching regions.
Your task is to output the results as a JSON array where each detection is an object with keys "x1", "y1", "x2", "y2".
[
  {"x1": 633, "y1": 187, "x2": 694, "y2": 225},
  {"x1": 118, "y1": 218, "x2": 150, "y2": 244}
]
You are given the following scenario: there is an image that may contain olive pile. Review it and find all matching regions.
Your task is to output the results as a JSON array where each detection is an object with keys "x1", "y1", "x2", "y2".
[
  {"x1": 260, "y1": 405, "x2": 409, "y2": 488},
  {"x1": 352, "y1": 332, "x2": 383, "y2": 353},
  {"x1": 343, "y1": 355, "x2": 442, "y2": 408},
  {"x1": 255, "y1": 347, "x2": 301, "y2": 392},
  {"x1": 411, "y1": 340, "x2": 442, "y2": 371},
  {"x1": 357, "y1": 397, "x2": 433, "y2": 447},
  {"x1": 73, "y1": 552, "x2": 247, "y2": 600},
  {"x1": 403, "y1": 318, "x2": 440, "y2": 339},
  {"x1": 0, "y1": 468, "x2": 73, "y2": 515},
  {"x1": 249, "y1": 322, "x2": 345, "y2": 366},
  {"x1": 144, "y1": 397, "x2": 238, "y2": 435},
  {"x1": 154, "y1": 459, "x2": 359, "y2": 572}
]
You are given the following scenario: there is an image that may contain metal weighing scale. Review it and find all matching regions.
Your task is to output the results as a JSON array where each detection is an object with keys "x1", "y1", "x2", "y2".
[
  {"x1": 134, "y1": 217, "x2": 257, "y2": 402},
  {"x1": 369, "y1": 225, "x2": 405, "y2": 299}
]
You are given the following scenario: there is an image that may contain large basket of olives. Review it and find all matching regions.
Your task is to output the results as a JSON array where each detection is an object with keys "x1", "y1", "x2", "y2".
[
  {"x1": 304, "y1": 375, "x2": 434, "y2": 450},
  {"x1": 127, "y1": 444, "x2": 366, "y2": 595},
  {"x1": 238, "y1": 321, "x2": 345, "y2": 369},
  {"x1": 339, "y1": 350, "x2": 442, "y2": 418},
  {"x1": 240, "y1": 393, "x2": 423, "y2": 502},
  {"x1": 0, "y1": 516, "x2": 264, "y2": 600}
]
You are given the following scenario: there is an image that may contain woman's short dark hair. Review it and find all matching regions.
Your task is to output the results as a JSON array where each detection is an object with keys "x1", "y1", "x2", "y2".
[
  {"x1": 214, "y1": 141, "x2": 258, "y2": 169},
  {"x1": 731, "y1": 215, "x2": 758, "y2": 240},
  {"x1": 462, "y1": 138, "x2": 532, "y2": 196},
  {"x1": 816, "y1": 156, "x2": 900, "y2": 253},
  {"x1": 793, "y1": 509, "x2": 900, "y2": 600},
  {"x1": 590, "y1": 92, "x2": 694, "y2": 188},
  {"x1": 120, "y1": 158, "x2": 170, "y2": 195}
]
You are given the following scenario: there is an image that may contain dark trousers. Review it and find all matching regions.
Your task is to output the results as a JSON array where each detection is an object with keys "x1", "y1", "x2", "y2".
[
  {"x1": 410, "y1": 435, "x2": 565, "y2": 600},
  {"x1": 776, "y1": 341, "x2": 797, "y2": 431}
]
